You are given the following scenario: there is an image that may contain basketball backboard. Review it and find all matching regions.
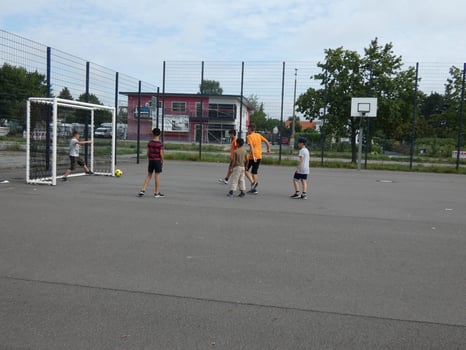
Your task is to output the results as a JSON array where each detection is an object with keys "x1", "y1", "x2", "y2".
[{"x1": 351, "y1": 97, "x2": 378, "y2": 117}]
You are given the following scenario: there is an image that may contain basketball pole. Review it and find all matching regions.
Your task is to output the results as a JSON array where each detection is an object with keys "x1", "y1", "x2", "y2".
[
  {"x1": 357, "y1": 114, "x2": 365, "y2": 171},
  {"x1": 351, "y1": 97, "x2": 377, "y2": 171}
]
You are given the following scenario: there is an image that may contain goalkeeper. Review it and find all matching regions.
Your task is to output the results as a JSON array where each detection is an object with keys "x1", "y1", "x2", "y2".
[{"x1": 62, "y1": 131, "x2": 93, "y2": 181}]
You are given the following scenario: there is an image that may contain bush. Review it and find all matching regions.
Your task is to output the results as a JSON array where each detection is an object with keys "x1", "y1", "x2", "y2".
[{"x1": 416, "y1": 137, "x2": 456, "y2": 158}]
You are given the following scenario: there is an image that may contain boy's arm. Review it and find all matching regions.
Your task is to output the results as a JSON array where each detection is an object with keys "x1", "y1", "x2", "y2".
[
  {"x1": 160, "y1": 147, "x2": 165, "y2": 162},
  {"x1": 77, "y1": 140, "x2": 92, "y2": 145},
  {"x1": 296, "y1": 154, "x2": 304, "y2": 172},
  {"x1": 261, "y1": 135, "x2": 271, "y2": 154}
]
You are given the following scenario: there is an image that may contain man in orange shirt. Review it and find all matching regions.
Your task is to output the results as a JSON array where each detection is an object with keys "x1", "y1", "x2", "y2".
[{"x1": 245, "y1": 124, "x2": 270, "y2": 194}]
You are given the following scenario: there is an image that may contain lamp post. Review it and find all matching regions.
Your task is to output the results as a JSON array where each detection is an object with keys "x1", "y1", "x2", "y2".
[{"x1": 290, "y1": 68, "x2": 297, "y2": 151}]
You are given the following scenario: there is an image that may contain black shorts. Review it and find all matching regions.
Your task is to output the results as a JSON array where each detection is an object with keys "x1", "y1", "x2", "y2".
[
  {"x1": 247, "y1": 159, "x2": 261, "y2": 175},
  {"x1": 69, "y1": 156, "x2": 85, "y2": 170},
  {"x1": 148, "y1": 160, "x2": 163, "y2": 173},
  {"x1": 293, "y1": 172, "x2": 308, "y2": 181}
]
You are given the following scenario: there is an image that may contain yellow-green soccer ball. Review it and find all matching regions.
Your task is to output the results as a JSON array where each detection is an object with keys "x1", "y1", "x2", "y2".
[{"x1": 114, "y1": 169, "x2": 123, "y2": 177}]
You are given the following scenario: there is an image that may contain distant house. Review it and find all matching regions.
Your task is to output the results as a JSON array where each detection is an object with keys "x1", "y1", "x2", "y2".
[
  {"x1": 284, "y1": 120, "x2": 316, "y2": 130},
  {"x1": 119, "y1": 92, "x2": 251, "y2": 142}
]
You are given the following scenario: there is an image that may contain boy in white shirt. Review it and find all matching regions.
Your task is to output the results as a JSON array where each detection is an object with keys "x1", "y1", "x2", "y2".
[
  {"x1": 290, "y1": 137, "x2": 310, "y2": 199},
  {"x1": 62, "y1": 131, "x2": 93, "y2": 181}
]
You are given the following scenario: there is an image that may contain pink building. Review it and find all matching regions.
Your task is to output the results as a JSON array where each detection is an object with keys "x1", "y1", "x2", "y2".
[{"x1": 120, "y1": 92, "x2": 251, "y2": 142}]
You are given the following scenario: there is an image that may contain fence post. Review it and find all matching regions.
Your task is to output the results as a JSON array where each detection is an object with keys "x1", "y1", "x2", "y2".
[
  {"x1": 239, "y1": 61, "x2": 244, "y2": 138},
  {"x1": 114, "y1": 72, "x2": 119, "y2": 165},
  {"x1": 162, "y1": 61, "x2": 166, "y2": 142},
  {"x1": 46, "y1": 47, "x2": 52, "y2": 170},
  {"x1": 321, "y1": 63, "x2": 328, "y2": 167},
  {"x1": 279, "y1": 61, "x2": 285, "y2": 163},
  {"x1": 84, "y1": 61, "x2": 90, "y2": 163},
  {"x1": 409, "y1": 62, "x2": 419, "y2": 170},
  {"x1": 199, "y1": 61, "x2": 204, "y2": 160},
  {"x1": 156, "y1": 86, "x2": 160, "y2": 129},
  {"x1": 137, "y1": 80, "x2": 141, "y2": 164},
  {"x1": 456, "y1": 62, "x2": 466, "y2": 170}
]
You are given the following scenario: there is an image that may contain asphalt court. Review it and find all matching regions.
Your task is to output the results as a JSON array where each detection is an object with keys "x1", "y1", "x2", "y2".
[{"x1": 0, "y1": 160, "x2": 465, "y2": 349}]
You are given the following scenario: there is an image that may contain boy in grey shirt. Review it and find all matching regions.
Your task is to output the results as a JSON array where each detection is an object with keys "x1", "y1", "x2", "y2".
[{"x1": 62, "y1": 131, "x2": 93, "y2": 181}]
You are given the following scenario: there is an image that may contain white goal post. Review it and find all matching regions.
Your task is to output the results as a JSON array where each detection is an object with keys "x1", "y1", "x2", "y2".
[{"x1": 26, "y1": 97, "x2": 116, "y2": 186}]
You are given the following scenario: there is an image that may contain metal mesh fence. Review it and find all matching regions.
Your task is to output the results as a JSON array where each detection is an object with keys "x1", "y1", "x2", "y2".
[
  {"x1": 417, "y1": 61, "x2": 463, "y2": 94},
  {"x1": 163, "y1": 61, "x2": 323, "y2": 121},
  {"x1": 0, "y1": 29, "x2": 157, "y2": 136},
  {"x1": 1, "y1": 28, "x2": 465, "y2": 169}
]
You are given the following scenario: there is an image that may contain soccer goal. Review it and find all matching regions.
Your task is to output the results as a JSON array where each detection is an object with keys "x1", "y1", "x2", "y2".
[{"x1": 26, "y1": 97, "x2": 116, "y2": 186}]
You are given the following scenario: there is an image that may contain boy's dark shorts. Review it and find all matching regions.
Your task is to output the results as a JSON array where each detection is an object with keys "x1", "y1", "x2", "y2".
[
  {"x1": 247, "y1": 159, "x2": 261, "y2": 174},
  {"x1": 69, "y1": 156, "x2": 85, "y2": 170},
  {"x1": 148, "y1": 160, "x2": 163, "y2": 173},
  {"x1": 293, "y1": 172, "x2": 308, "y2": 181}
]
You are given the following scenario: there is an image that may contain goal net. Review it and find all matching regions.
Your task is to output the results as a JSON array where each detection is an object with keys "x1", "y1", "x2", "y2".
[{"x1": 26, "y1": 97, "x2": 116, "y2": 186}]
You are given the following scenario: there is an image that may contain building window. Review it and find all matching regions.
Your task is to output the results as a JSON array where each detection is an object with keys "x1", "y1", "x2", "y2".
[
  {"x1": 196, "y1": 102, "x2": 202, "y2": 118},
  {"x1": 172, "y1": 102, "x2": 186, "y2": 112},
  {"x1": 208, "y1": 104, "x2": 236, "y2": 119}
]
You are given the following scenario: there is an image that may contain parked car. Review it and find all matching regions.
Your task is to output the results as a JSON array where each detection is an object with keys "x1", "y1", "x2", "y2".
[
  {"x1": 94, "y1": 127, "x2": 112, "y2": 138},
  {"x1": 280, "y1": 137, "x2": 289, "y2": 145}
]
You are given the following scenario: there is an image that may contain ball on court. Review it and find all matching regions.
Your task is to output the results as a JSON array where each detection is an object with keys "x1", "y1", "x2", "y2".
[{"x1": 114, "y1": 169, "x2": 123, "y2": 177}]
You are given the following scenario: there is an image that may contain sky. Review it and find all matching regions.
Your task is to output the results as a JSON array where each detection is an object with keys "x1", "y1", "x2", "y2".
[
  {"x1": 1, "y1": 0, "x2": 466, "y2": 87},
  {"x1": 1, "y1": 0, "x2": 465, "y2": 118}
]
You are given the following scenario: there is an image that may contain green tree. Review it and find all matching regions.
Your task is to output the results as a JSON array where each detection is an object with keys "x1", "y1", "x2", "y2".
[
  {"x1": 421, "y1": 92, "x2": 445, "y2": 118},
  {"x1": 296, "y1": 38, "x2": 417, "y2": 162},
  {"x1": 295, "y1": 87, "x2": 325, "y2": 121},
  {"x1": 314, "y1": 47, "x2": 364, "y2": 162},
  {"x1": 58, "y1": 87, "x2": 73, "y2": 100},
  {"x1": 362, "y1": 39, "x2": 417, "y2": 144},
  {"x1": 75, "y1": 93, "x2": 112, "y2": 126},
  {"x1": 418, "y1": 68, "x2": 465, "y2": 140},
  {"x1": 247, "y1": 94, "x2": 261, "y2": 113},
  {"x1": 247, "y1": 94, "x2": 281, "y2": 132},
  {"x1": 438, "y1": 65, "x2": 464, "y2": 139},
  {"x1": 199, "y1": 80, "x2": 223, "y2": 95},
  {"x1": 0, "y1": 63, "x2": 47, "y2": 125},
  {"x1": 249, "y1": 101, "x2": 267, "y2": 130}
]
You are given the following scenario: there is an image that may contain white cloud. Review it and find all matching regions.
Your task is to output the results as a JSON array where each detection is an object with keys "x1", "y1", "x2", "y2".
[{"x1": 1, "y1": 0, "x2": 466, "y2": 85}]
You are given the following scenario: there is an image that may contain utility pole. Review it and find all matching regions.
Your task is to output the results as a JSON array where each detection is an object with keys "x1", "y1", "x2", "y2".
[{"x1": 290, "y1": 68, "x2": 297, "y2": 151}]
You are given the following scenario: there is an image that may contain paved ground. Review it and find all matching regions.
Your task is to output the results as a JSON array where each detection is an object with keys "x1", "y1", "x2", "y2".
[{"x1": 0, "y1": 157, "x2": 465, "y2": 349}]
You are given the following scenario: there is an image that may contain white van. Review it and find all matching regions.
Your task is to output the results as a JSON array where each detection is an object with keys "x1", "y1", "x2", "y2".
[{"x1": 94, "y1": 127, "x2": 112, "y2": 138}]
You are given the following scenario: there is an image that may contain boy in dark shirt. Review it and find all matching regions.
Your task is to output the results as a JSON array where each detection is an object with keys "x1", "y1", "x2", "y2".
[{"x1": 138, "y1": 128, "x2": 165, "y2": 197}]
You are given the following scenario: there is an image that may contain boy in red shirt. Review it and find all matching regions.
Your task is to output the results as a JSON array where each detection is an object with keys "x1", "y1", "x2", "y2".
[
  {"x1": 138, "y1": 128, "x2": 165, "y2": 197},
  {"x1": 218, "y1": 129, "x2": 238, "y2": 184}
]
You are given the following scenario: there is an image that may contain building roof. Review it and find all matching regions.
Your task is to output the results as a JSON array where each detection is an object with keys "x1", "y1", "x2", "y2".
[{"x1": 284, "y1": 120, "x2": 316, "y2": 130}]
